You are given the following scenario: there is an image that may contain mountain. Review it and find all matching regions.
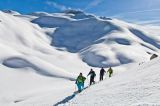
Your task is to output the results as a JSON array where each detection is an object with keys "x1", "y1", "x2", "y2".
[
  {"x1": 30, "y1": 10, "x2": 160, "y2": 67},
  {"x1": 0, "y1": 10, "x2": 160, "y2": 106}
]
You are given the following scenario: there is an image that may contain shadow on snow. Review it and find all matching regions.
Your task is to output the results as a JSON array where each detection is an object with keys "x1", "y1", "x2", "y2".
[{"x1": 54, "y1": 93, "x2": 77, "y2": 106}]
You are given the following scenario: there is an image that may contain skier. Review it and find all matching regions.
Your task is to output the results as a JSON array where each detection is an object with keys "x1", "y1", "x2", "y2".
[
  {"x1": 87, "y1": 69, "x2": 96, "y2": 85},
  {"x1": 107, "y1": 67, "x2": 113, "y2": 77},
  {"x1": 99, "y1": 67, "x2": 106, "y2": 81},
  {"x1": 75, "y1": 73, "x2": 86, "y2": 92}
]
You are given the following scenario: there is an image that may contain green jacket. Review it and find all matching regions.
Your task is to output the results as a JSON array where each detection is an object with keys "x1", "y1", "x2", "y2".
[
  {"x1": 76, "y1": 76, "x2": 86, "y2": 84},
  {"x1": 107, "y1": 67, "x2": 113, "y2": 74}
]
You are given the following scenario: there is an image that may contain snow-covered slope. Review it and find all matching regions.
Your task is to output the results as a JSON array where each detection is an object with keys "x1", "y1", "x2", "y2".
[
  {"x1": 0, "y1": 9, "x2": 160, "y2": 106},
  {"x1": 63, "y1": 57, "x2": 160, "y2": 106}
]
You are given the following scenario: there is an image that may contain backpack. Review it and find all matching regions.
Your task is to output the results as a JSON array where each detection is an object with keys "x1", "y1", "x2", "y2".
[
  {"x1": 91, "y1": 72, "x2": 96, "y2": 77},
  {"x1": 108, "y1": 68, "x2": 113, "y2": 74}
]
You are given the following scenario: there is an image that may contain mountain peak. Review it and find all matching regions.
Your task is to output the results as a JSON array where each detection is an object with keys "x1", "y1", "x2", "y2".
[{"x1": 63, "y1": 9, "x2": 84, "y2": 14}]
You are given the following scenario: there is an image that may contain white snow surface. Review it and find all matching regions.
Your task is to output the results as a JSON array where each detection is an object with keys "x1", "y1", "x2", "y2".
[
  {"x1": 0, "y1": 10, "x2": 160, "y2": 106},
  {"x1": 65, "y1": 58, "x2": 160, "y2": 106}
]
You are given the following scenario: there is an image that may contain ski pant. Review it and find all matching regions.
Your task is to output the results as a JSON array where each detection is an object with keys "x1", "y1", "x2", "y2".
[
  {"x1": 76, "y1": 83, "x2": 84, "y2": 92},
  {"x1": 100, "y1": 74, "x2": 104, "y2": 81},
  {"x1": 109, "y1": 72, "x2": 112, "y2": 77},
  {"x1": 90, "y1": 76, "x2": 95, "y2": 85}
]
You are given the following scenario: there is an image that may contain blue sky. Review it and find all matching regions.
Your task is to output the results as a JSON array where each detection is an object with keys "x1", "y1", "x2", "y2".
[{"x1": 0, "y1": 0, "x2": 160, "y2": 24}]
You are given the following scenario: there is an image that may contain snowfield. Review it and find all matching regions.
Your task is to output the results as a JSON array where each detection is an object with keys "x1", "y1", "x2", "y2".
[{"x1": 0, "y1": 10, "x2": 160, "y2": 106}]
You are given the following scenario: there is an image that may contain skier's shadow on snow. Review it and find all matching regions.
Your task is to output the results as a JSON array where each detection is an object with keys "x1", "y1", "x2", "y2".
[{"x1": 54, "y1": 92, "x2": 77, "y2": 106}]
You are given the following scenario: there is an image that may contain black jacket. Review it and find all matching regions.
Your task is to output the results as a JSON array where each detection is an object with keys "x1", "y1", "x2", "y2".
[
  {"x1": 88, "y1": 70, "x2": 96, "y2": 78},
  {"x1": 100, "y1": 68, "x2": 106, "y2": 75}
]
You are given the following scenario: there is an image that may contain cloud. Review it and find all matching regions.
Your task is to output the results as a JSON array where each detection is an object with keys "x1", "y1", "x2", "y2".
[
  {"x1": 113, "y1": 9, "x2": 160, "y2": 18},
  {"x1": 122, "y1": 9, "x2": 160, "y2": 14},
  {"x1": 110, "y1": 8, "x2": 160, "y2": 26},
  {"x1": 111, "y1": 8, "x2": 160, "y2": 21},
  {"x1": 137, "y1": 20, "x2": 160, "y2": 26},
  {"x1": 46, "y1": 1, "x2": 67, "y2": 11},
  {"x1": 85, "y1": 0, "x2": 104, "y2": 10}
]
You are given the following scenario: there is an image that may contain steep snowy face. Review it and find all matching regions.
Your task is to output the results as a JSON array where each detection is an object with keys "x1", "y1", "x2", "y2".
[{"x1": 30, "y1": 10, "x2": 160, "y2": 67}]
